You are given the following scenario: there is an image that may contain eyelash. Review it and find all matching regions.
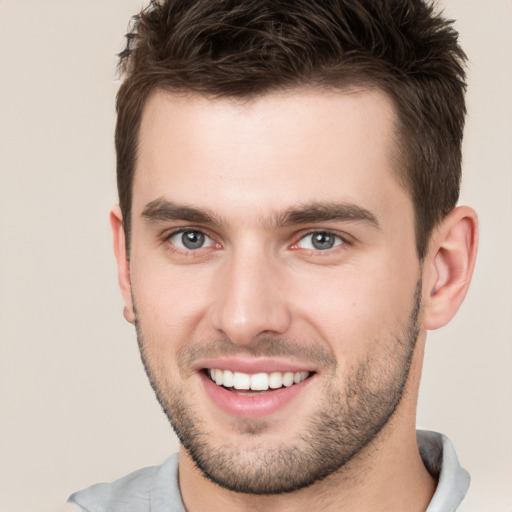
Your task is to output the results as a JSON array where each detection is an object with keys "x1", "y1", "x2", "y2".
[
  {"x1": 162, "y1": 228, "x2": 351, "y2": 255},
  {"x1": 163, "y1": 228, "x2": 218, "y2": 255},
  {"x1": 292, "y1": 230, "x2": 350, "y2": 253}
]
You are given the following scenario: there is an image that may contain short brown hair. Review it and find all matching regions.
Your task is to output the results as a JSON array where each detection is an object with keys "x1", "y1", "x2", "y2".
[{"x1": 116, "y1": 0, "x2": 467, "y2": 258}]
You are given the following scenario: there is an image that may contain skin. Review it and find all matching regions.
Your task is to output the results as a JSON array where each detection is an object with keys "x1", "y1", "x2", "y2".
[{"x1": 111, "y1": 88, "x2": 478, "y2": 511}]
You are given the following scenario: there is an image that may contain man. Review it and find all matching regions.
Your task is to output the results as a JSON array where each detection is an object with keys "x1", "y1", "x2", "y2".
[{"x1": 69, "y1": 0, "x2": 478, "y2": 510}]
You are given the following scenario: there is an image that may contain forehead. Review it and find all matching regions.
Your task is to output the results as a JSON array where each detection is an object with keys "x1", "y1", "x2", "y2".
[{"x1": 133, "y1": 88, "x2": 409, "y2": 223}]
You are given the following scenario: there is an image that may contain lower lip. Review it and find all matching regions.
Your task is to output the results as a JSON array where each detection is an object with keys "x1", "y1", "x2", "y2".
[{"x1": 199, "y1": 372, "x2": 314, "y2": 419}]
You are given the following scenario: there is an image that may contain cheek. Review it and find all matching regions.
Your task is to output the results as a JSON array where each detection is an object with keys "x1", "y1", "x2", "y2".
[
  {"x1": 293, "y1": 258, "x2": 418, "y2": 360},
  {"x1": 130, "y1": 257, "x2": 214, "y2": 348},
  {"x1": 297, "y1": 279, "x2": 384, "y2": 351}
]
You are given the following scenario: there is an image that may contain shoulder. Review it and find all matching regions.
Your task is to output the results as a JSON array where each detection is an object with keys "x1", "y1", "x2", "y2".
[{"x1": 68, "y1": 454, "x2": 183, "y2": 512}]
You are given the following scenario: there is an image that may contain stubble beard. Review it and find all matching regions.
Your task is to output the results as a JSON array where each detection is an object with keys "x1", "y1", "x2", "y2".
[{"x1": 134, "y1": 279, "x2": 422, "y2": 495}]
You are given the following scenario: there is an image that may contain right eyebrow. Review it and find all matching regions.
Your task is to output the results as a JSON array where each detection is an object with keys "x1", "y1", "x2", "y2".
[{"x1": 141, "y1": 198, "x2": 223, "y2": 228}]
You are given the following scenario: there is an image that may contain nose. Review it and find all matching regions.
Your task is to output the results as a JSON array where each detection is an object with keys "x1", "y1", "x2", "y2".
[{"x1": 208, "y1": 246, "x2": 292, "y2": 345}]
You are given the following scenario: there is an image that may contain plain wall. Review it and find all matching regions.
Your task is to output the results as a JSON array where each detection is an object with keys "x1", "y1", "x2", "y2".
[{"x1": 0, "y1": 1, "x2": 510, "y2": 511}]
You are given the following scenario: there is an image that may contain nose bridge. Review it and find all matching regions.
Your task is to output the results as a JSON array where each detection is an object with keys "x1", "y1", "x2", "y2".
[{"x1": 210, "y1": 240, "x2": 291, "y2": 344}]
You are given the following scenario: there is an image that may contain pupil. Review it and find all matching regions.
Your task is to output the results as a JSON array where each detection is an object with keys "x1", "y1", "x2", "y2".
[
  {"x1": 182, "y1": 231, "x2": 205, "y2": 249},
  {"x1": 312, "y1": 233, "x2": 334, "y2": 250}
]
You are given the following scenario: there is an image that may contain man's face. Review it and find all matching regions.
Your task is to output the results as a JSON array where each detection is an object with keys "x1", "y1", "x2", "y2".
[{"x1": 125, "y1": 89, "x2": 423, "y2": 493}]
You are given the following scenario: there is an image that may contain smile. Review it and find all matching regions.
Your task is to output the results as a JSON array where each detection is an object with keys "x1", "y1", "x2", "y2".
[
  {"x1": 207, "y1": 369, "x2": 311, "y2": 391},
  {"x1": 199, "y1": 360, "x2": 316, "y2": 418}
]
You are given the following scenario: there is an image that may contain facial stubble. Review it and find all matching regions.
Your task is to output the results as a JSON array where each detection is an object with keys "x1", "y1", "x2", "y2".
[{"x1": 134, "y1": 278, "x2": 422, "y2": 495}]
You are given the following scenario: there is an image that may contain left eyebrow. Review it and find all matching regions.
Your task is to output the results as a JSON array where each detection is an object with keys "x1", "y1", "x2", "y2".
[{"x1": 275, "y1": 202, "x2": 380, "y2": 229}]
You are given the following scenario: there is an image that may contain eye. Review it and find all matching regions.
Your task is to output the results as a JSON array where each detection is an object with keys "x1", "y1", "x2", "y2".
[
  {"x1": 296, "y1": 232, "x2": 344, "y2": 251},
  {"x1": 168, "y1": 230, "x2": 215, "y2": 251}
]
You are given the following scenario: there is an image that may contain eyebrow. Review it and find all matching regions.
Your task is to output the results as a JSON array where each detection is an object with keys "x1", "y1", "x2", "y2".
[
  {"x1": 142, "y1": 198, "x2": 223, "y2": 227},
  {"x1": 141, "y1": 198, "x2": 380, "y2": 229},
  {"x1": 277, "y1": 202, "x2": 379, "y2": 229}
]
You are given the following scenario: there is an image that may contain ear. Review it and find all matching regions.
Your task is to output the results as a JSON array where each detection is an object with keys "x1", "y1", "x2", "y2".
[
  {"x1": 110, "y1": 205, "x2": 135, "y2": 324},
  {"x1": 422, "y1": 206, "x2": 478, "y2": 330}
]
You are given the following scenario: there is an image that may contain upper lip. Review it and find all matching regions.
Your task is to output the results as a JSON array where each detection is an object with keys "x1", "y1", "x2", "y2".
[{"x1": 193, "y1": 357, "x2": 316, "y2": 374}]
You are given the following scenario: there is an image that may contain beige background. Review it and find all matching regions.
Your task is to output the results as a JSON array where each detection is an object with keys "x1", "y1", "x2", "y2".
[{"x1": 0, "y1": 1, "x2": 511, "y2": 511}]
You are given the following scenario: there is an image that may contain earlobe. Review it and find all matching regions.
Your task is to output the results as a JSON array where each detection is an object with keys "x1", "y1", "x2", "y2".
[
  {"x1": 110, "y1": 205, "x2": 136, "y2": 324},
  {"x1": 422, "y1": 206, "x2": 478, "y2": 330}
]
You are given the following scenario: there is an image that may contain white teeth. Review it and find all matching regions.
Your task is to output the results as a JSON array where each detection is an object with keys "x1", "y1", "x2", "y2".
[
  {"x1": 294, "y1": 371, "x2": 309, "y2": 384},
  {"x1": 269, "y1": 372, "x2": 283, "y2": 389},
  {"x1": 208, "y1": 369, "x2": 310, "y2": 391},
  {"x1": 222, "y1": 370, "x2": 234, "y2": 388},
  {"x1": 250, "y1": 373, "x2": 269, "y2": 391},
  {"x1": 233, "y1": 372, "x2": 251, "y2": 390},
  {"x1": 282, "y1": 372, "x2": 294, "y2": 387}
]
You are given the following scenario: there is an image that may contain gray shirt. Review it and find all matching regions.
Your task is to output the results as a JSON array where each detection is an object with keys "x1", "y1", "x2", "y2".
[{"x1": 68, "y1": 430, "x2": 470, "y2": 512}]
